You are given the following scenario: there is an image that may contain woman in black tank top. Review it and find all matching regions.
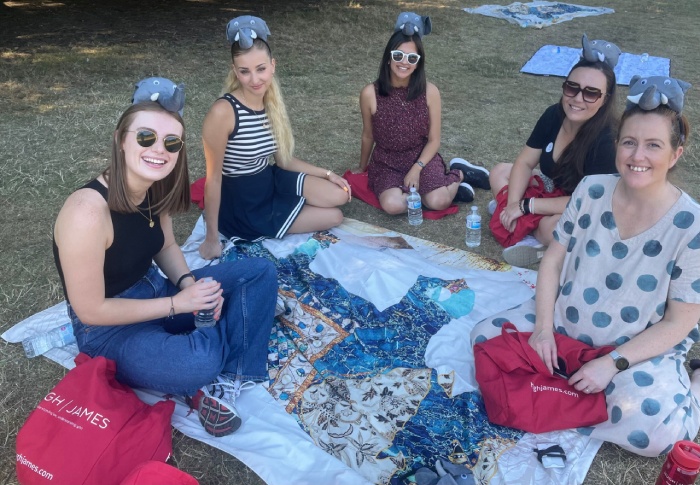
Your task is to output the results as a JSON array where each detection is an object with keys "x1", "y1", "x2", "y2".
[{"x1": 53, "y1": 99, "x2": 277, "y2": 438}]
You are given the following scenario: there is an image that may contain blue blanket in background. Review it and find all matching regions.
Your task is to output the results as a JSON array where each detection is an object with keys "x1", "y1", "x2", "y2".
[{"x1": 521, "y1": 45, "x2": 671, "y2": 85}]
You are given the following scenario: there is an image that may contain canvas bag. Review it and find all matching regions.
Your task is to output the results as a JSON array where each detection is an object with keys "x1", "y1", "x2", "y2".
[
  {"x1": 474, "y1": 322, "x2": 613, "y2": 433},
  {"x1": 16, "y1": 353, "x2": 175, "y2": 485}
]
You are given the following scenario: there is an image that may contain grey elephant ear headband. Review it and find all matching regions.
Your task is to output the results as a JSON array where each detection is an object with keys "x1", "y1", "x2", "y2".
[
  {"x1": 394, "y1": 12, "x2": 431, "y2": 38},
  {"x1": 627, "y1": 75, "x2": 691, "y2": 114},
  {"x1": 132, "y1": 77, "x2": 186, "y2": 117},
  {"x1": 581, "y1": 33, "x2": 621, "y2": 70},
  {"x1": 226, "y1": 15, "x2": 271, "y2": 48}
]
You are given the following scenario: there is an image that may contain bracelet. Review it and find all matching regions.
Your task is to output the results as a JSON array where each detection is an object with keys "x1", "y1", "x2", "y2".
[
  {"x1": 530, "y1": 197, "x2": 535, "y2": 215},
  {"x1": 519, "y1": 199, "x2": 526, "y2": 215},
  {"x1": 521, "y1": 198, "x2": 531, "y2": 215},
  {"x1": 325, "y1": 169, "x2": 332, "y2": 180},
  {"x1": 176, "y1": 272, "x2": 195, "y2": 289},
  {"x1": 415, "y1": 160, "x2": 426, "y2": 169},
  {"x1": 168, "y1": 296, "x2": 175, "y2": 319}
]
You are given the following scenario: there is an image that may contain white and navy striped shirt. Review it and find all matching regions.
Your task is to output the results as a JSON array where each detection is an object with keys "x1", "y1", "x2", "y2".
[{"x1": 222, "y1": 93, "x2": 277, "y2": 177}]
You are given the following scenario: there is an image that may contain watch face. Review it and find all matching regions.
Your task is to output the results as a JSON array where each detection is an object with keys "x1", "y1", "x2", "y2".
[{"x1": 615, "y1": 357, "x2": 630, "y2": 371}]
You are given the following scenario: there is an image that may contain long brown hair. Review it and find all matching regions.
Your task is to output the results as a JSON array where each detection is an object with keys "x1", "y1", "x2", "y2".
[
  {"x1": 222, "y1": 38, "x2": 295, "y2": 166},
  {"x1": 105, "y1": 102, "x2": 190, "y2": 215},
  {"x1": 553, "y1": 59, "x2": 618, "y2": 194}
]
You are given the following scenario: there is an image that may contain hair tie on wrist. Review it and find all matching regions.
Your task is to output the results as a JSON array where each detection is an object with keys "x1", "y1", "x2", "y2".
[
  {"x1": 176, "y1": 272, "x2": 195, "y2": 289},
  {"x1": 168, "y1": 296, "x2": 175, "y2": 319}
]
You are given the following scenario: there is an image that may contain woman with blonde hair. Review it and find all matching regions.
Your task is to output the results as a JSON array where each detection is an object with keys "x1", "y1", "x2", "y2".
[{"x1": 199, "y1": 16, "x2": 351, "y2": 259}]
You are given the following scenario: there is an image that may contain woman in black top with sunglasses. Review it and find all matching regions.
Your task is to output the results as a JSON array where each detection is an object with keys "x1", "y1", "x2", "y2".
[
  {"x1": 355, "y1": 13, "x2": 484, "y2": 215},
  {"x1": 490, "y1": 55, "x2": 618, "y2": 267}
]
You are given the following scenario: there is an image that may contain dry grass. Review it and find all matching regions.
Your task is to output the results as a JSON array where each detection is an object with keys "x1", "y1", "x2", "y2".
[{"x1": 1, "y1": 0, "x2": 699, "y2": 484}]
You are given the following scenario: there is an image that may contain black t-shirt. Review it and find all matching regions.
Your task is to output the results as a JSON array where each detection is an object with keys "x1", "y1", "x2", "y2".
[
  {"x1": 53, "y1": 179, "x2": 164, "y2": 302},
  {"x1": 526, "y1": 103, "x2": 616, "y2": 184}
]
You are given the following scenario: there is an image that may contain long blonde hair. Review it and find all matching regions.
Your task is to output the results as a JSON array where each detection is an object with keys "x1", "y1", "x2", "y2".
[{"x1": 222, "y1": 39, "x2": 295, "y2": 166}]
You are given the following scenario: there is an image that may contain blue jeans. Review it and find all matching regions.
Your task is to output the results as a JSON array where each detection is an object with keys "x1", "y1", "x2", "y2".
[{"x1": 68, "y1": 258, "x2": 277, "y2": 396}]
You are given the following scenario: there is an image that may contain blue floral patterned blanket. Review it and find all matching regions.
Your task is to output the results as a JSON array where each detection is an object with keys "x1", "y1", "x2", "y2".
[
  {"x1": 5, "y1": 218, "x2": 604, "y2": 485},
  {"x1": 464, "y1": 2, "x2": 614, "y2": 29}
]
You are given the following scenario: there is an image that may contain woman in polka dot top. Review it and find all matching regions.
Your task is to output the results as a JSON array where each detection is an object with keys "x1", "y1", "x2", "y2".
[{"x1": 473, "y1": 100, "x2": 700, "y2": 456}]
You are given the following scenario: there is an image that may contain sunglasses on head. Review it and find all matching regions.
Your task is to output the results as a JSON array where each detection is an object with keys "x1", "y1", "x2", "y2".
[
  {"x1": 390, "y1": 50, "x2": 421, "y2": 65},
  {"x1": 562, "y1": 80, "x2": 606, "y2": 103},
  {"x1": 129, "y1": 129, "x2": 184, "y2": 153}
]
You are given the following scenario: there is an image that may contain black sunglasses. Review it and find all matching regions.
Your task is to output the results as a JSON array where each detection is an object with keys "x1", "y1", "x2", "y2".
[
  {"x1": 129, "y1": 129, "x2": 184, "y2": 153},
  {"x1": 562, "y1": 80, "x2": 606, "y2": 103},
  {"x1": 390, "y1": 50, "x2": 421, "y2": 65}
]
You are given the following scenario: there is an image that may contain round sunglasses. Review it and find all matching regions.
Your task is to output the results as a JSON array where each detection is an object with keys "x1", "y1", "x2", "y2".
[
  {"x1": 390, "y1": 50, "x2": 421, "y2": 65},
  {"x1": 128, "y1": 129, "x2": 184, "y2": 153},
  {"x1": 562, "y1": 81, "x2": 606, "y2": 103}
]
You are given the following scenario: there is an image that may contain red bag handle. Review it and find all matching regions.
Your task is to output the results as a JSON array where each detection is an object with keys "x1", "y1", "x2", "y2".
[{"x1": 499, "y1": 322, "x2": 557, "y2": 376}]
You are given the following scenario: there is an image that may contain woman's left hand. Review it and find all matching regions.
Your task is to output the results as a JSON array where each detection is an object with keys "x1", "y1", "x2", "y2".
[
  {"x1": 568, "y1": 356, "x2": 618, "y2": 394},
  {"x1": 328, "y1": 172, "x2": 352, "y2": 201},
  {"x1": 403, "y1": 166, "x2": 421, "y2": 192}
]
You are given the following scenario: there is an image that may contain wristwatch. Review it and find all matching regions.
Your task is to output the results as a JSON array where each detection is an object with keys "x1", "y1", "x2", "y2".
[
  {"x1": 415, "y1": 160, "x2": 425, "y2": 168},
  {"x1": 609, "y1": 350, "x2": 630, "y2": 371}
]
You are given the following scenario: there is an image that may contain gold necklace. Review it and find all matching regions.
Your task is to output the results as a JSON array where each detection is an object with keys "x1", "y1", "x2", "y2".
[
  {"x1": 137, "y1": 191, "x2": 154, "y2": 228},
  {"x1": 239, "y1": 91, "x2": 270, "y2": 130}
]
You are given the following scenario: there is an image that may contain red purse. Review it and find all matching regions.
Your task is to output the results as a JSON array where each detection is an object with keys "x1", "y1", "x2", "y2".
[
  {"x1": 16, "y1": 353, "x2": 175, "y2": 485},
  {"x1": 474, "y1": 322, "x2": 613, "y2": 433}
]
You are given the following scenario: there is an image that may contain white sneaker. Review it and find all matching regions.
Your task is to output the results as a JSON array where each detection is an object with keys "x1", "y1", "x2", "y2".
[
  {"x1": 488, "y1": 199, "x2": 497, "y2": 216},
  {"x1": 187, "y1": 375, "x2": 256, "y2": 437},
  {"x1": 502, "y1": 236, "x2": 545, "y2": 267}
]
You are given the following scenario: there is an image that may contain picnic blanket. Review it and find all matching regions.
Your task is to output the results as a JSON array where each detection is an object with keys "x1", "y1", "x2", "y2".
[
  {"x1": 3, "y1": 217, "x2": 603, "y2": 484},
  {"x1": 342, "y1": 170, "x2": 459, "y2": 220},
  {"x1": 464, "y1": 2, "x2": 614, "y2": 29},
  {"x1": 521, "y1": 45, "x2": 671, "y2": 85}
]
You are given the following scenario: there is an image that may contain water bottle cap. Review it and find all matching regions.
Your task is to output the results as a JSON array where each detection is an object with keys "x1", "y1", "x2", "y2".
[
  {"x1": 410, "y1": 187, "x2": 416, "y2": 193},
  {"x1": 671, "y1": 441, "x2": 700, "y2": 469},
  {"x1": 471, "y1": 205, "x2": 478, "y2": 211}
]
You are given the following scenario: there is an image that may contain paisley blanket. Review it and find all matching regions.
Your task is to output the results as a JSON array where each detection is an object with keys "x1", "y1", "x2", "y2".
[
  {"x1": 4, "y1": 217, "x2": 603, "y2": 485},
  {"x1": 464, "y1": 2, "x2": 613, "y2": 29}
]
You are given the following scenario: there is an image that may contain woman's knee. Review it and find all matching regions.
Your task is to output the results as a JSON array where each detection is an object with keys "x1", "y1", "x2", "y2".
[
  {"x1": 381, "y1": 197, "x2": 407, "y2": 215},
  {"x1": 331, "y1": 186, "x2": 350, "y2": 207},
  {"x1": 489, "y1": 162, "x2": 512, "y2": 188},
  {"x1": 424, "y1": 190, "x2": 451, "y2": 211}
]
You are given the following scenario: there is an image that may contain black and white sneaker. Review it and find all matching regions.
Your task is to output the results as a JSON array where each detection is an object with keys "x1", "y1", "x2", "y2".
[
  {"x1": 450, "y1": 158, "x2": 491, "y2": 190},
  {"x1": 454, "y1": 182, "x2": 475, "y2": 203}
]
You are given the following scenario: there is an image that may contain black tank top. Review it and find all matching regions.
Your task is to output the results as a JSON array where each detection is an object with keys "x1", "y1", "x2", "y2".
[{"x1": 53, "y1": 179, "x2": 165, "y2": 301}]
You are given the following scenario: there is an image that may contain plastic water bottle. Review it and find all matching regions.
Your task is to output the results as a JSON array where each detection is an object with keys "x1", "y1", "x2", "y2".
[
  {"x1": 22, "y1": 323, "x2": 76, "y2": 358},
  {"x1": 407, "y1": 187, "x2": 423, "y2": 226},
  {"x1": 466, "y1": 205, "x2": 482, "y2": 248},
  {"x1": 656, "y1": 440, "x2": 700, "y2": 485},
  {"x1": 194, "y1": 277, "x2": 216, "y2": 328},
  {"x1": 641, "y1": 53, "x2": 649, "y2": 63}
]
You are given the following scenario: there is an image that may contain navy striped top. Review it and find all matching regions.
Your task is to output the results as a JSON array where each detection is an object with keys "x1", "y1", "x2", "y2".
[{"x1": 221, "y1": 93, "x2": 277, "y2": 177}]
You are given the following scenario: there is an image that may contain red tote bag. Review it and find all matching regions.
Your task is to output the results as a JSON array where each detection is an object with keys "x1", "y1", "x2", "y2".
[
  {"x1": 474, "y1": 322, "x2": 613, "y2": 434},
  {"x1": 16, "y1": 353, "x2": 175, "y2": 485}
]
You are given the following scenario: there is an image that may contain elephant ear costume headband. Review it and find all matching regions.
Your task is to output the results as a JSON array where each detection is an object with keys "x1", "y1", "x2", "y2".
[
  {"x1": 581, "y1": 33, "x2": 621, "y2": 69},
  {"x1": 132, "y1": 77, "x2": 186, "y2": 117},
  {"x1": 627, "y1": 75, "x2": 691, "y2": 114},
  {"x1": 394, "y1": 11, "x2": 432, "y2": 38},
  {"x1": 226, "y1": 15, "x2": 271, "y2": 48}
]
